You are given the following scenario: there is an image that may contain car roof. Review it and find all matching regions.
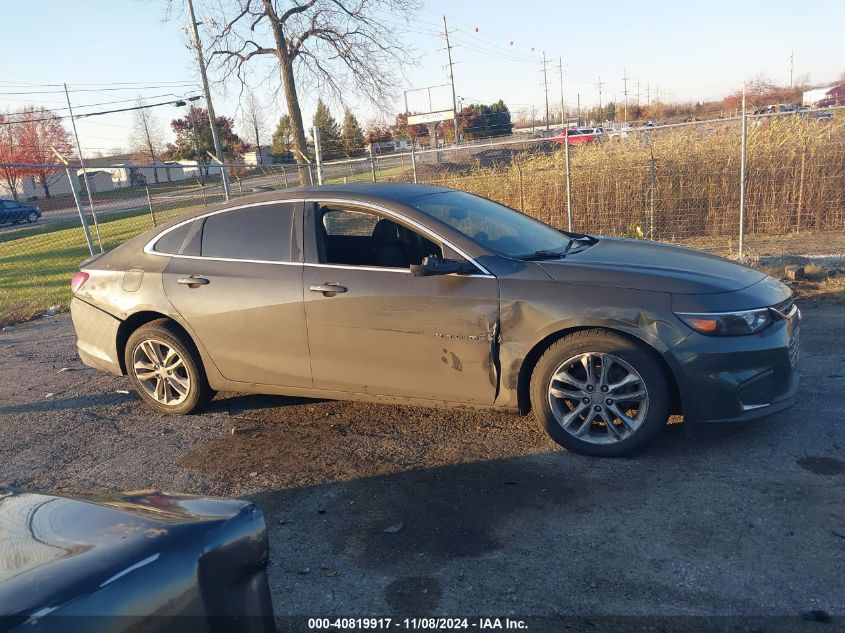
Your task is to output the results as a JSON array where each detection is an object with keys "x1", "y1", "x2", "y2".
[
  {"x1": 128, "y1": 183, "x2": 457, "y2": 245},
  {"x1": 281, "y1": 182, "x2": 451, "y2": 200}
]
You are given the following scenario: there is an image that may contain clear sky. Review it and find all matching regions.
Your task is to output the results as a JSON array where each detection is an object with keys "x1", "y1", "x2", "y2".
[{"x1": 0, "y1": 0, "x2": 842, "y2": 155}]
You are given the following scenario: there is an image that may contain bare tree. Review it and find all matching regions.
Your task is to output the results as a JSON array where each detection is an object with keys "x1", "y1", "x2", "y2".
[
  {"x1": 241, "y1": 91, "x2": 267, "y2": 164},
  {"x1": 131, "y1": 100, "x2": 165, "y2": 183},
  {"x1": 201, "y1": 0, "x2": 419, "y2": 183}
]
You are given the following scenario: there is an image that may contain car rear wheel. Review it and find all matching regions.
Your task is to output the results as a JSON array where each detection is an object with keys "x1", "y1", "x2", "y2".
[
  {"x1": 530, "y1": 329, "x2": 669, "y2": 457},
  {"x1": 125, "y1": 319, "x2": 214, "y2": 415},
  {"x1": 27, "y1": 211, "x2": 38, "y2": 223}
]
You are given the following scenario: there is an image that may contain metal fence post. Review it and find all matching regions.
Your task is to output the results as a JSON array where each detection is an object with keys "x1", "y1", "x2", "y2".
[
  {"x1": 649, "y1": 150, "x2": 656, "y2": 239},
  {"x1": 66, "y1": 166, "x2": 94, "y2": 256},
  {"x1": 312, "y1": 127, "x2": 324, "y2": 185},
  {"x1": 796, "y1": 143, "x2": 807, "y2": 233},
  {"x1": 739, "y1": 86, "x2": 747, "y2": 258},
  {"x1": 410, "y1": 141, "x2": 418, "y2": 184},
  {"x1": 198, "y1": 179, "x2": 207, "y2": 205},
  {"x1": 146, "y1": 186, "x2": 157, "y2": 226},
  {"x1": 517, "y1": 163, "x2": 525, "y2": 212},
  {"x1": 564, "y1": 134, "x2": 573, "y2": 232},
  {"x1": 282, "y1": 166, "x2": 289, "y2": 188},
  {"x1": 370, "y1": 149, "x2": 377, "y2": 183}
]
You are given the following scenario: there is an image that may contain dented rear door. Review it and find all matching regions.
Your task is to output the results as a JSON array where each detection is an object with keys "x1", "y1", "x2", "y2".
[{"x1": 303, "y1": 266, "x2": 500, "y2": 404}]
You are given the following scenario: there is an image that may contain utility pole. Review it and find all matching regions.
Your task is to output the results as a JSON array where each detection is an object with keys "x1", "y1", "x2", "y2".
[
  {"x1": 540, "y1": 52, "x2": 551, "y2": 133},
  {"x1": 789, "y1": 50, "x2": 794, "y2": 87},
  {"x1": 442, "y1": 16, "x2": 461, "y2": 145},
  {"x1": 139, "y1": 106, "x2": 160, "y2": 183},
  {"x1": 63, "y1": 83, "x2": 102, "y2": 252},
  {"x1": 577, "y1": 93, "x2": 581, "y2": 127},
  {"x1": 558, "y1": 57, "x2": 566, "y2": 127},
  {"x1": 636, "y1": 78, "x2": 640, "y2": 106},
  {"x1": 596, "y1": 76, "x2": 603, "y2": 123},
  {"x1": 646, "y1": 82, "x2": 651, "y2": 106},
  {"x1": 655, "y1": 85, "x2": 660, "y2": 103},
  {"x1": 185, "y1": 0, "x2": 231, "y2": 200},
  {"x1": 622, "y1": 69, "x2": 630, "y2": 124}
]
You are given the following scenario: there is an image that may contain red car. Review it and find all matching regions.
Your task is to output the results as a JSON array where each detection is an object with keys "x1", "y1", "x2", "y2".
[{"x1": 550, "y1": 128, "x2": 602, "y2": 145}]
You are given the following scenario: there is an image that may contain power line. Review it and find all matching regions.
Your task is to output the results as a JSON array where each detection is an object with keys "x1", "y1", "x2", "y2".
[
  {"x1": 0, "y1": 95, "x2": 202, "y2": 126},
  {"x1": 0, "y1": 93, "x2": 200, "y2": 119},
  {"x1": 0, "y1": 83, "x2": 198, "y2": 96}
]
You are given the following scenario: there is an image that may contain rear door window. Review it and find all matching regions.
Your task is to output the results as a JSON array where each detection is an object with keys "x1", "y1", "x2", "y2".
[{"x1": 201, "y1": 203, "x2": 296, "y2": 262}]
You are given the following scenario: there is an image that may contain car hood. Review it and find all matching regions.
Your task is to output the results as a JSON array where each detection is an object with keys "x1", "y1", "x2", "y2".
[
  {"x1": 537, "y1": 237, "x2": 766, "y2": 294},
  {"x1": 0, "y1": 489, "x2": 264, "y2": 620}
]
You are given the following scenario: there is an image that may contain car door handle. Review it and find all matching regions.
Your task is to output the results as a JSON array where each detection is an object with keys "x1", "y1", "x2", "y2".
[
  {"x1": 310, "y1": 282, "x2": 347, "y2": 295},
  {"x1": 177, "y1": 276, "x2": 210, "y2": 287}
]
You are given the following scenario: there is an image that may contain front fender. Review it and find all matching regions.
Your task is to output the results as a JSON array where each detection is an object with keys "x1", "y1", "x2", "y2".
[{"x1": 494, "y1": 282, "x2": 690, "y2": 410}]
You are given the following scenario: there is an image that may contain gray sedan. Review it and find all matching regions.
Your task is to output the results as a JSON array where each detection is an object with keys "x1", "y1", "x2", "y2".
[{"x1": 70, "y1": 184, "x2": 800, "y2": 456}]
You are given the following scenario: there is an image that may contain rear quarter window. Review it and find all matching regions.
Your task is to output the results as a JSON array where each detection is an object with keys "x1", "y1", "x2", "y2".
[{"x1": 153, "y1": 222, "x2": 191, "y2": 254}]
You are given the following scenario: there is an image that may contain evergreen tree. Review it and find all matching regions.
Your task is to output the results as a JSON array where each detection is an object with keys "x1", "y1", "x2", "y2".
[
  {"x1": 341, "y1": 110, "x2": 366, "y2": 158},
  {"x1": 271, "y1": 114, "x2": 294, "y2": 161},
  {"x1": 312, "y1": 99, "x2": 342, "y2": 160}
]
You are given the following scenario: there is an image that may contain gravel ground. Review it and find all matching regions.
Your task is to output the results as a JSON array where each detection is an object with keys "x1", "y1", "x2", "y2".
[{"x1": 0, "y1": 306, "x2": 844, "y2": 627}]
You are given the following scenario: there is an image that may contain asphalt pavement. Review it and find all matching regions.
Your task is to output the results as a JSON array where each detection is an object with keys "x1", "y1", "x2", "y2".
[{"x1": 0, "y1": 305, "x2": 843, "y2": 628}]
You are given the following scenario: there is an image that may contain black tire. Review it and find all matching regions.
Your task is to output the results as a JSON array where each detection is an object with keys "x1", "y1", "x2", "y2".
[
  {"x1": 124, "y1": 319, "x2": 214, "y2": 415},
  {"x1": 529, "y1": 329, "x2": 669, "y2": 457},
  {"x1": 27, "y1": 211, "x2": 38, "y2": 223}
]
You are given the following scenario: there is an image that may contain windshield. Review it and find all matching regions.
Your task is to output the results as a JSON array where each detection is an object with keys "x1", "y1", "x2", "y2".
[{"x1": 405, "y1": 190, "x2": 589, "y2": 258}]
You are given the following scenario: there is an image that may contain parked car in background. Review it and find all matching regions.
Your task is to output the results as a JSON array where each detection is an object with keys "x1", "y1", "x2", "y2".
[
  {"x1": 799, "y1": 107, "x2": 833, "y2": 123},
  {"x1": 0, "y1": 488, "x2": 274, "y2": 631},
  {"x1": 0, "y1": 199, "x2": 40, "y2": 225},
  {"x1": 550, "y1": 128, "x2": 602, "y2": 145},
  {"x1": 69, "y1": 184, "x2": 800, "y2": 457}
]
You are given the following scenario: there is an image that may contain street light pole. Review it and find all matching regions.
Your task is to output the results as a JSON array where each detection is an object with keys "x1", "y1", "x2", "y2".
[{"x1": 185, "y1": 0, "x2": 231, "y2": 200}]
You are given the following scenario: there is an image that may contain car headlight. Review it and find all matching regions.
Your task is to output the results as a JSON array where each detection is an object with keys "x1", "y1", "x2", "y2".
[{"x1": 675, "y1": 308, "x2": 772, "y2": 336}]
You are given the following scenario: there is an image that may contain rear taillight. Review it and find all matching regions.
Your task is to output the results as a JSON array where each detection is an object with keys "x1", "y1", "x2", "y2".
[{"x1": 71, "y1": 271, "x2": 89, "y2": 294}]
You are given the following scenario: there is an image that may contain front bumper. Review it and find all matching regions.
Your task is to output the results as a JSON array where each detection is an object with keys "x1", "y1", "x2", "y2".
[
  {"x1": 667, "y1": 307, "x2": 800, "y2": 425},
  {"x1": 70, "y1": 297, "x2": 123, "y2": 375}
]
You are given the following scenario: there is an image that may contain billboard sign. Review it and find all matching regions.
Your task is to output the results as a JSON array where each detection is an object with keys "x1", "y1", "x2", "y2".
[{"x1": 407, "y1": 109, "x2": 456, "y2": 125}]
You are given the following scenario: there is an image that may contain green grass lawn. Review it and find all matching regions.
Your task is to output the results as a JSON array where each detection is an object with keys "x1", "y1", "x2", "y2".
[
  {"x1": 4, "y1": 164, "x2": 422, "y2": 326},
  {"x1": 0, "y1": 205, "x2": 200, "y2": 326}
]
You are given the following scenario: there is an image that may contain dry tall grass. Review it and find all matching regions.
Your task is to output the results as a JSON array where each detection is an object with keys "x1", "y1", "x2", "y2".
[{"x1": 424, "y1": 115, "x2": 845, "y2": 241}]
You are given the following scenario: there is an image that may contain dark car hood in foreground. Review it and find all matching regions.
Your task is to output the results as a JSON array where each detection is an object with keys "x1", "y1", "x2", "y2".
[
  {"x1": 538, "y1": 237, "x2": 766, "y2": 294},
  {"x1": 0, "y1": 489, "x2": 271, "y2": 628}
]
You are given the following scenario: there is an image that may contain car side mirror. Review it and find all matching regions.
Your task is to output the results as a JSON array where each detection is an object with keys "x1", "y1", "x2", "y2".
[{"x1": 410, "y1": 255, "x2": 473, "y2": 276}]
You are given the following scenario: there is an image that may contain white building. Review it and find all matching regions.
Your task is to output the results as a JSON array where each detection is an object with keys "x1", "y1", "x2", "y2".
[
  {"x1": 242, "y1": 147, "x2": 274, "y2": 166},
  {"x1": 79, "y1": 170, "x2": 114, "y2": 194},
  {"x1": 105, "y1": 162, "x2": 188, "y2": 188},
  {"x1": 176, "y1": 159, "x2": 222, "y2": 179},
  {"x1": 21, "y1": 170, "x2": 80, "y2": 200},
  {"x1": 803, "y1": 87, "x2": 832, "y2": 106}
]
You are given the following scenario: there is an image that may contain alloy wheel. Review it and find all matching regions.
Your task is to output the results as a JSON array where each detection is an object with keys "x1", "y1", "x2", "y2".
[
  {"x1": 547, "y1": 352, "x2": 649, "y2": 445},
  {"x1": 132, "y1": 339, "x2": 191, "y2": 406}
]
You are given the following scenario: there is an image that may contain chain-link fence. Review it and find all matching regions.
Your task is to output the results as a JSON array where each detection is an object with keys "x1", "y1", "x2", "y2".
[{"x1": 1, "y1": 109, "x2": 844, "y2": 326}]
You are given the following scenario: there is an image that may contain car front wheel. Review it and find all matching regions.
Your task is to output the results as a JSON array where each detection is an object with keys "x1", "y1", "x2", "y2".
[
  {"x1": 27, "y1": 211, "x2": 38, "y2": 223},
  {"x1": 530, "y1": 329, "x2": 669, "y2": 457},
  {"x1": 125, "y1": 319, "x2": 214, "y2": 415}
]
